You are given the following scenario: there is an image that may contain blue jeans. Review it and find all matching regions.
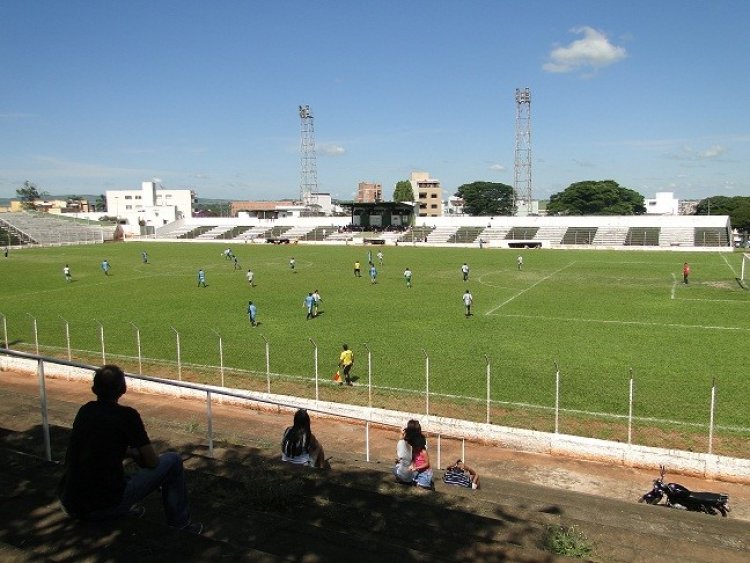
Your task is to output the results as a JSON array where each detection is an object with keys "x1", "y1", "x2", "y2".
[{"x1": 89, "y1": 452, "x2": 191, "y2": 527}]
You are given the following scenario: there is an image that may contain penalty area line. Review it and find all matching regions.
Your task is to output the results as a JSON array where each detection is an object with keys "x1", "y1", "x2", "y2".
[
  {"x1": 485, "y1": 261, "x2": 576, "y2": 316},
  {"x1": 491, "y1": 313, "x2": 750, "y2": 332}
]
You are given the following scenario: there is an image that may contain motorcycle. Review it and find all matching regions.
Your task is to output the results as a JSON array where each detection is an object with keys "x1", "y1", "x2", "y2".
[{"x1": 639, "y1": 466, "x2": 730, "y2": 517}]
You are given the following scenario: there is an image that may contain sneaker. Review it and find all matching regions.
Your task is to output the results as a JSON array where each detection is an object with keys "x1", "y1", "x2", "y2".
[{"x1": 179, "y1": 521, "x2": 204, "y2": 535}]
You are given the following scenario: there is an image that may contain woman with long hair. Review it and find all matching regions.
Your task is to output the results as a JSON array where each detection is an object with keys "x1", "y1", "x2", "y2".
[{"x1": 281, "y1": 409, "x2": 327, "y2": 468}]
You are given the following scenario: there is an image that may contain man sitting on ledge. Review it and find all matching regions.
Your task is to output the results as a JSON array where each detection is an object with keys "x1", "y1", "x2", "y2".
[{"x1": 58, "y1": 364, "x2": 202, "y2": 534}]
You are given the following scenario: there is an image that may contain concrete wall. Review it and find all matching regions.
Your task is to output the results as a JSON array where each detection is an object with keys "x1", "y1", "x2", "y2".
[{"x1": 4, "y1": 354, "x2": 748, "y2": 484}]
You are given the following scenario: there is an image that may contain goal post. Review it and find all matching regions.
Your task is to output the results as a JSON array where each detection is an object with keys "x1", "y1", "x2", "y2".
[{"x1": 741, "y1": 253, "x2": 750, "y2": 289}]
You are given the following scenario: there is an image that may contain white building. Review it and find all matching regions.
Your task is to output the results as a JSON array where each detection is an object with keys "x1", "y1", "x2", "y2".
[
  {"x1": 106, "y1": 181, "x2": 195, "y2": 231},
  {"x1": 645, "y1": 192, "x2": 679, "y2": 215}
]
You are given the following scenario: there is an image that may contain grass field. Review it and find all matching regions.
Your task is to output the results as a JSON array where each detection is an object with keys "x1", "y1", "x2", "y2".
[{"x1": 2, "y1": 242, "x2": 749, "y2": 454}]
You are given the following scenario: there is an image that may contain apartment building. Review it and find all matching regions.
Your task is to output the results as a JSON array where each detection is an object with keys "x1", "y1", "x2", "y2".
[{"x1": 410, "y1": 171, "x2": 443, "y2": 217}]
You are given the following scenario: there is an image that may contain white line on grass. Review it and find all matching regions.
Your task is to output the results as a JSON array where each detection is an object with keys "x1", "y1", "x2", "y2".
[
  {"x1": 485, "y1": 262, "x2": 576, "y2": 316},
  {"x1": 676, "y1": 297, "x2": 750, "y2": 304},
  {"x1": 720, "y1": 252, "x2": 738, "y2": 277},
  {"x1": 670, "y1": 273, "x2": 677, "y2": 300},
  {"x1": 491, "y1": 313, "x2": 750, "y2": 332}
]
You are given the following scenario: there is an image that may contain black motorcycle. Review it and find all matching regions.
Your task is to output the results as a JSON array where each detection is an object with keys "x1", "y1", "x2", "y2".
[{"x1": 639, "y1": 466, "x2": 730, "y2": 516}]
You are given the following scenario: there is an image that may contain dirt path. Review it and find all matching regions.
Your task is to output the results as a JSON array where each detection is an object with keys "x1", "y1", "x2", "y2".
[{"x1": 3, "y1": 368, "x2": 749, "y2": 523}]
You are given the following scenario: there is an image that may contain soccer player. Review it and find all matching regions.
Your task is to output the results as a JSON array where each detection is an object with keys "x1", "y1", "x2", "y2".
[
  {"x1": 63, "y1": 264, "x2": 72, "y2": 283},
  {"x1": 197, "y1": 269, "x2": 206, "y2": 287},
  {"x1": 312, "y1": 289, "x2": 322, "y2": 317},
  {"x1": 246, "y1": 269, "x2": 254, "y2": 287},
  {"x1": 232, "y1": 255, "x2": 240, "y2": 271},
  {"x1": 463, "y1": 289, "x2": 473, "y2": 317},
  {"x1": 101, "y1": 260, "x2": 111, "y2": 276},
  {"x1": 461, "y1": 263, "x2": 469, "y2": 282},
  {"x1": 338, "y1": 344, "x2": 354, "y2": 386},
  {"x1": 141, "y1": 251, "x2": 149, "y2": 264},
  {"x1": 403, "y1": 267, "x2": 412, "y2": 288},
  {"x1": 290, "y1": 257, "x2": 296, "y2": 272},
  {"x1": 247, "y1": 301, "x2": 257, "y2": 327},
  {"x1": 354, "y1": 260, "x2": 361, "y2": 277},
  {"x1": 683, "y1": 262, "x2": 690, "y2": 284},
  {"x1": 304, "y1": 292, "x2": 315, "y2": 320},
  {"x1": 517, "y1": 255, "x2": 523, "y2": 271},
  {"x1": 369, "y1": 262, "x2": 377, "y2": 284},
  {"x1": 377, "y1": 251, "x2": 384, "y2": 265}
]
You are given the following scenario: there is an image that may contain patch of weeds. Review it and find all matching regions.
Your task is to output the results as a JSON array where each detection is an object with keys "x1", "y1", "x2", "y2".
[
  {"x1": 543, "y1": 525, "x2": 593, "y2": 558},
  {"x1": 184, "y1": 420, "x2": 200, "y2": 434}
]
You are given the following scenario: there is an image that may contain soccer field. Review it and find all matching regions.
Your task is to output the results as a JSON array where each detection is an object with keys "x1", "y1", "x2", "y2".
[{"x1": 2, "y1": 242, "x2": 749, "y2": 450}]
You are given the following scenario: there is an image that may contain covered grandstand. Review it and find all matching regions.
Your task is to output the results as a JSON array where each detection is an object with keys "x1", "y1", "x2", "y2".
[{"x1": 145, "y1": 213, "x2": 732, "y2": 251}]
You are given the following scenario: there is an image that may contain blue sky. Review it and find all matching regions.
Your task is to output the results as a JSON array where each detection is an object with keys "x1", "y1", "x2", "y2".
[{"x1": 1, "y1": 1, "x2": 748, "y2": 202}]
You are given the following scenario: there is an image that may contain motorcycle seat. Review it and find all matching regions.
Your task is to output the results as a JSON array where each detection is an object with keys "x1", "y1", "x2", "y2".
[{"x1": 689, "y1": 492, "x2": 727, "y2": 504}]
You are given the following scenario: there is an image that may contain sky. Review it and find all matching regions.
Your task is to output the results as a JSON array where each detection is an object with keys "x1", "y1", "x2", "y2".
[{"x1": 1, "y1": 1, "x2": 748, "y2": 202}]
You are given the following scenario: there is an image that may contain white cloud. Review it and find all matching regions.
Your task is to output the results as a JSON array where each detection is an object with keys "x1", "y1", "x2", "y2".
[
  {"x1": 665, "y1": 144, "x2": 727, "y2": 161},
  {"x1": 543, "y1": 26, "x2": 627, "y2": 74},
  {"x1": 489, "y1": 164, "x2": 506, "y2": 172},
  {"x1": 319, "y1": 144, "x2": 346, "y2": 156}
]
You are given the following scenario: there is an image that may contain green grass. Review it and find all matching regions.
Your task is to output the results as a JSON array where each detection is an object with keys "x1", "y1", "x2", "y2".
[
  {"x1": 542, "y1": 525, "x2": 594, "y2": 558},
  {"x1": 2, "y1": 242, "x2": 749, "y2": 449}
]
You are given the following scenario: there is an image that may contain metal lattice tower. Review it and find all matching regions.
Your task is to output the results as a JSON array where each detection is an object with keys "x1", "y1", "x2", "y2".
[
  {"x1": 299, "y1": 105, "x2": 318, "y2": 204},
  {"x1": 513, "y1": 88, "x2": 532, "y2": 215}
]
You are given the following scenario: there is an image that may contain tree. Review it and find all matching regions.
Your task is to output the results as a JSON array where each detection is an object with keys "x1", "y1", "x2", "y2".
[
  {"x1": 454, "y1": 181, "x2": 514, "y2": 216},
  {"x1": 695, "y1": 195, "x2": 750, "y2": 232},
  {"x1": 547, "y1": 180, "x2": 645, "y2": 215},
  {"x1": 95, "y1": 194, "x2": 107, "y2": 212},
  {"x1": 16, "y1": 180, "x2": 44, "y2": 210},
  {"x1": 393, "y1": 180, "x2": 414, "y2": 202}
]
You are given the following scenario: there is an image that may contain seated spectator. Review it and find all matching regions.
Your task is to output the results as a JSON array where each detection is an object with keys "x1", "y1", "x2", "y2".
[
  {"x1": 406, "y1": 421, "x2": 433, "y2": 490},
  {"x1": 281, "y1": 409, "x2": 328, "y2": 469},
  {"x1": 393, "y1": 426, "x2": 414, "y2": 484},
  {"x1": 443, "y1": 459, "x2": 480, "y2": 490},
  {"x1": 57, "y1": 364, "x2": 201, "y2": 533}
]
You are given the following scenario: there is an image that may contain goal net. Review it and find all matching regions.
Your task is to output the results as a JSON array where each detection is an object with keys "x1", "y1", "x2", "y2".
[{"x1": 741, "y1": 253, "x2": 750, "y2": 289}]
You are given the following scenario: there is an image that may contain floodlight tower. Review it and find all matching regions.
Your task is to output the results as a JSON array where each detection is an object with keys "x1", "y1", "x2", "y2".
[
  {"x1": 513, "y1": 87, "x2": 532, "y2": 215},
  {"x1": 299, "y1": 105, "x2": 318, "y2": 204}
]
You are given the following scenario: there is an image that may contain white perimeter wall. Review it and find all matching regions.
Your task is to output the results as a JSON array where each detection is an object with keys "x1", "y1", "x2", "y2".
[{"x1": 4, "y1": 355, "x2": 748, "y2": 484}]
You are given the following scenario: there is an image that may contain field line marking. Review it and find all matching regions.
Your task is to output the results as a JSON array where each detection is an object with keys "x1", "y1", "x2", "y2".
[
  {"x1": 492, "y1": 313, "x2": 750, "y2": 332},
  {"x1": 670, "y1": 273, "x2": 677, "y2": 300},
  {"x1": 676, "y1": 297, "x2": 750, "y2": 304},
  {"x1": 485, "y1": 261, "x2": 576, "y2": 316},
  {"x1": 720, "y1": 252, "x2": 738, "y2": 277}
]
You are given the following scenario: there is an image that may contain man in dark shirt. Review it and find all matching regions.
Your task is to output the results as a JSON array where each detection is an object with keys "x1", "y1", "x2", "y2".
[{"x1": 58, "y1": 364, "x2": 201, "y2": 533}]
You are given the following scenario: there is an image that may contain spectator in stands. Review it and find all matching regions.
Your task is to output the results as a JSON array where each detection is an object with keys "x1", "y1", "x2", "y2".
[
  {"x1": 406, "y1": 422, "x2": 433, "y2": 490},
  {"x1": 281, "y1": 409, "x2": 328, "y2": 468},
  {"x1": 58, "y1": 364, "x2": 202, "y2": 533},
  {"x1": 393, "y1": 420, "x2": 421, "y2": 484},
  {"x1": 443, "y1": 459, "x2": 480, "y2": 490}
]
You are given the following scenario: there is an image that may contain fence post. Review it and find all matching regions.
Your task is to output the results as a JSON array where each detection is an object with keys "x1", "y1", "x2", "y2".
[
  {"x1": 309, "y1": 338, "x2": 319, "y2": 402},
  {"x1": 437, "y1": 434, "x2": 441, "y2": 470},
  {"x1": 37, "y1": 358, "x2": 52, "y2": 462},
  {"x1": 58, "y1": 316, "x2": 71, "y2": 361},
  {"x1": 365, "y1": 421, "x2": 370, "y2": 462},
  {"x1": 130, "y1": 322, "x2": 142, "y2": 375},
  {"x1": 0, "y1": 313, "x2": 7, "y2": 349},
  {"x1": 26, "y1": 313, "x2": 39, "y2": 355},
  {"x1": 364, "y1": 342, "x2": 372, "y2": 408},
  {"x1": 708, "y1": 377, "x2": 716, "y2": 454},
  {"x1": 96, "y1": 320, "x2": 105, "y2": 364},
  {"x1": 628, "y1": 368, "x2": 634, "y2": 445},
  {"x1": 212, "y1": 329, "x2": 224, "y2": 387},
  {"x1": 206, "y1": 391, "x2": 214, "y2": 458},
  {"x1": 485, "y1": 354, "x2": 491, "y2": 424},
  {"x1": 171, "y1": 326, "x2": 182, "y2": 381},
  {"x1": 423, "y1": 349, "x2": 430, "y2": 416},
  {"x1": 554, "y1": 361, "x2": 560, "y2": 434},
  {"x1": 262, "y1": 335, "x2": 270, "y2": 393}
]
